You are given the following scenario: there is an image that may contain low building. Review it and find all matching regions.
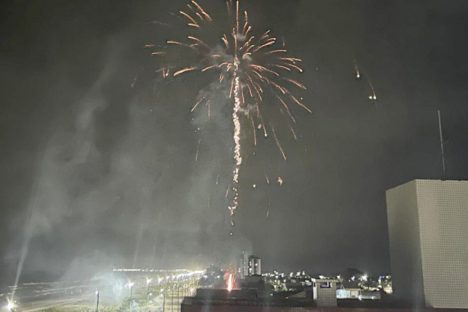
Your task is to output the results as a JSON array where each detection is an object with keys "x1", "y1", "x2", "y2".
[
  {"x1": 181, "y1": 288, "x2": 316, "y2": 312},
  {"x1": 336, "y1": 288, "x2": 381, "y2": 300},
  {"x1": 181, "y1": 288, "x2": 450, "y2": 312},
  {"x1": 312, "y1": 278, "x2": 337, "y2": 307}
]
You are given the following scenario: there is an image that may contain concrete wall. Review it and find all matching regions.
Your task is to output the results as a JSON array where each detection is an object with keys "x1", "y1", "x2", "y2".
[
  {"x1": 386, "y1": 181, "x2": 425, "y2": 307},
  {"x1": 415, "y1": 180, "x2": 468, "y2": 309},
  {"x1": 387, "y1": 180, "x2": 468, "y2": 309},
  {"x1": 313, "y1": 279, "x2": 337, "y2": 307}
]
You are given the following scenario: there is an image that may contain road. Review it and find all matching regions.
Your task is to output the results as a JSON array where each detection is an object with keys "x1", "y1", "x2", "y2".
[{"x1": 1, "y1": 269, "x2": 203, "y2": 311}]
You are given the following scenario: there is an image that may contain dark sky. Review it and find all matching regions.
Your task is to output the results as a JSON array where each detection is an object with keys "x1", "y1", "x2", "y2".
[{"x1": 1, "y1": 0, "x2": 467, "y2": 285}]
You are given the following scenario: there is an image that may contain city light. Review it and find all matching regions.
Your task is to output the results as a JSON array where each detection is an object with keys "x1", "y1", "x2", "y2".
[{"x1": 6, "y1": 299, "x2": 15, "y2": 312}]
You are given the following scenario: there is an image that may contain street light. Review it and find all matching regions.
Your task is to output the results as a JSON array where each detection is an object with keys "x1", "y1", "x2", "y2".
[
  {"x1": 6, "y1": 299, "x2": 15, "y2": 312},
  {"x1": 146, "y1": 277, "x2": 153, "y2": 297},
  {"x1": 127, "y1": 281, "x2": 135, "y2": 299},
  {"x1": 95, "y1": 290, "x2": 100, "y2": 312}
]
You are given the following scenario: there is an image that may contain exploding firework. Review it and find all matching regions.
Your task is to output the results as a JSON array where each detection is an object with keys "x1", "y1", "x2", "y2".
[{"x1": 149, "y1": 0, "x2": 310, "y2": 226}]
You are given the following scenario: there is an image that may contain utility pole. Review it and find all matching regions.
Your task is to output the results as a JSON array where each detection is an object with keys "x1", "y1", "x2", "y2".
[{"x1": 437, "y1": 109, "x2": 447, "y2": 179}]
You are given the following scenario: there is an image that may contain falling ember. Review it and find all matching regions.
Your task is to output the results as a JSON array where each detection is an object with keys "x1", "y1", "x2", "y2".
[
  {"x1": 173, "y1": 66, "x2": 198, "y2": 77},
  {"x1": 191, "y1": 97, "x2": 205, "y2": 112},
  {"x1": 250, "y1": 115, "x2": 257, "y2": 146},
  {"x1": 355, "y1": 61, "x2": 378, "y2": 101},
  {"x1": 367, "y1": 78, "x2": 377, "y2": 101},
  {"x1": 195, "y1": 138, "x2": 201, "y2": 161},
  {"x1": 288, "y1": 123, "x2": 298, "y2": 141},
  {"x1": 354, "y1": 60, "x2": 361, "y2": 79},
  {"x1": 271, "y1": 125, "x2": 287, "y2": 161}
]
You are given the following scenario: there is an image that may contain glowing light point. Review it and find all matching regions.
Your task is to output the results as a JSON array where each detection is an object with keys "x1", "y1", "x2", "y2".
[{"x1": 6, "y1": 300, "x2": 15, "y2": 312}]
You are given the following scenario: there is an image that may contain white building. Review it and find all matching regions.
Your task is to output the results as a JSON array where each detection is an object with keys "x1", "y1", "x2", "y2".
[
  {"x1": 336, "y1": 288, "x2": 381, "y2": 300},
  {"x1": 386, "y1": 179, "x2": 468, "y2": 309}
]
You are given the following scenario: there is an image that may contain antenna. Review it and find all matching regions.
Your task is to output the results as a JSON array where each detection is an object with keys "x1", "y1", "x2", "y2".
[{"x1": 437, "y1": 109, "x2": 446, "y2": 179}]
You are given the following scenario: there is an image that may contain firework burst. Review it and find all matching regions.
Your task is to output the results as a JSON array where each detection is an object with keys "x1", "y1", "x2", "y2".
[{"x1": 149, "y1": 0, "x2": 310, "y2": 226}]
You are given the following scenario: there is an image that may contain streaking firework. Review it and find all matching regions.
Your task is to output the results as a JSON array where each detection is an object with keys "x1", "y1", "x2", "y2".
[
  {"x1": 354, "y1": 59, "x2": 377, "y2": 101},
  {"x1": 149, "y1": 0, "x2": 310, "y2": 227}
]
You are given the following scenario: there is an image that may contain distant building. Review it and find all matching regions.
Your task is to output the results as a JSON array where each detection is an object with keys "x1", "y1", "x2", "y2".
[
  {"x1": 336, "y1": 288, "x2": 381, "y2": 300},
  {"x1": 386, "y1": 179, "x2": 468, "y2": 309},
  {"x1": 239, "y1": 252, "x2": 249, "y2": 279},
  {"x1": 239, "y1": 253, "x2": 261, "y2": 278},
  {"x1": 248, "y1": 255, "x2": 262, "y2": 276}
]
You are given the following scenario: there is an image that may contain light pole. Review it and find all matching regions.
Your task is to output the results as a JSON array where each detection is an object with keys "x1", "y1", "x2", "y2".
[
  {"x1": 95, "y1": 290, "x2": 100, "y2": 312},
  {"x1": 127, "y1": 281, "x2": 135, "y2": 299},
  {"x1": 146, "y1": 277, "x2": 153, "y2": 294}
]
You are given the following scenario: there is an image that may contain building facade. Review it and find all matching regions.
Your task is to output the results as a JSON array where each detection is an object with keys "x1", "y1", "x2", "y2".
[
  {"x1": 386, "y1": 179, "x2": 468, "y2": 309},
  {"x1": 248, "y1": 256, "x2": 262, "y2": 276},
  {"x1": 312, "y1": 278, "x2": 338, "y2": 307}
]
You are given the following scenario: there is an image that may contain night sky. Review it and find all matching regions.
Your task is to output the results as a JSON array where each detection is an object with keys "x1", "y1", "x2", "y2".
[{"x1": 1, "y1": 0, "x2": 467, "y2": 286}]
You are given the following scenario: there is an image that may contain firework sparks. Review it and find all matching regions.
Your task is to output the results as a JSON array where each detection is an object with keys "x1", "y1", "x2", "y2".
[
  {"x1": 271, "y1": 124, "x2": 287, "y2": 160},
  {"x1": 173, "y1": 66, "x2": 198, "y2": 77},
  {"x1": 151, "y1": 0, "x2": 309, "y2": 226},
  {"x1": 353, "y1": 60, "x2": 361, "y2": 79},
  {"x1": 228, "y1": 74, "x2": 242, "y2": 221},
  {"x1": 367, "y1": 78, "x2": 377, "y2": 101},
  {"x1": 354, "y1": 60, "x2": 377, "y2": 101},
  {"x1": 226, "y1": 272, "x2": 235, "y2": 291},
  {"x1": 195, "y1": 138, "x2": 201, "y2": 161}
]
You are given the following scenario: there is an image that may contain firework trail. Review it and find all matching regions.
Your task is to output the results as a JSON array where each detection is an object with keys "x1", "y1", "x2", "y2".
[
  {"x1": 149, "y1": 0, "x2": 310, "y2": 226},
  {"x1": 229, "y1": 73, "x2": 242, "y2": 224},
  {"x1": 367, "y1": 78, "x2": 377, "y2": 101},
  {"x1": 354, "y1": 59, "x2": 377, "y2": 101},
  {"x1": 195, "y1": 138, "x2": 201, "y2": 161}
]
